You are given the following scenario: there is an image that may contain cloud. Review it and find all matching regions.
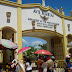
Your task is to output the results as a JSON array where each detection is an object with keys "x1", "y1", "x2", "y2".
[
  {"x1": 31, "y1": 41, "x2": 43, "y2": 46},
  {"x1": 34, "y1": 45, "x2": 41, "y2": 50},
  {"x1": 22, "y1": 39, "x2": 28, "y2": 44}
]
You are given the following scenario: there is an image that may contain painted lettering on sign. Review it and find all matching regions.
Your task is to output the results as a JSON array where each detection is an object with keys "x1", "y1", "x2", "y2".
[
  {"x1": 33, "y1": 9, "x2": 54, "y2": 17},
  {"x1": 28, "y1": 18, "x2": 59, "y2": 29}
]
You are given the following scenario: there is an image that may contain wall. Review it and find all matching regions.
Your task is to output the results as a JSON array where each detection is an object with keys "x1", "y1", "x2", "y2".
[
  {"x1": 22, "y1": 8, "x2": 63, "y2": 35},
  {"x1": 0, "y1": 4, "x2": 17, "y2": 31},
  {"x1": 47, "y1": 37, "x2": 51, "y2": 52},
  {"x1": 65, "y1": 19, "x2": 72, "y2": 36}
]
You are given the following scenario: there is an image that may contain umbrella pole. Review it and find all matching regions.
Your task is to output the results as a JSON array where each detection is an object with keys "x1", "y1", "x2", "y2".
[{"x1": 38, "y1": 54, "x2": 39, "y2": 57}]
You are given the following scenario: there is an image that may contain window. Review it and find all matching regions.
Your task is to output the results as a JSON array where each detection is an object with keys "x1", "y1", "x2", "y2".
[
  {"x1": 67, "y1": 24, "x2": 70, "y2": 31},
  {"x1": 7, "y1": 18, "x2": 10, "y2": 23},
  {"x1": 6, "y1": 12, "x2": 11, "y2": 23}
]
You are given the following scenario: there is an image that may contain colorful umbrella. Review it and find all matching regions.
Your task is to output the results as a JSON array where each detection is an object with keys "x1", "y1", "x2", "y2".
[
  {"x1": 0, "y1": 39, "x2": 18, "y2": 49},
  {"x1": 18, "y1": 47, "x2": 31, "y2": 54},
  {"x1": 34, "y1": 49, "x2": 52, "y2": 55}
]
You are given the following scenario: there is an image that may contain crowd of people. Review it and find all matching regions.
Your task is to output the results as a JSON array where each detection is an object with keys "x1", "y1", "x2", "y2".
[
  {"x1": 36, "y1": 56, "x2": 57, "y2": 72},
  {"x1": 2, "y1": 55, "x2": 56, "y2": 72},
  {"x1": 0, "y1": 54, "x2": 72, "y2": 72},
  {"x1": 24, "y1": 55, "x2": 57, "y2": 72},
  {"x1": 23, "y1": 54, "x2": 72, "y2": 72}
]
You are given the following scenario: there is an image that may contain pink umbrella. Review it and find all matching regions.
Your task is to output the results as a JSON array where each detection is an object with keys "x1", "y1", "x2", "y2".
[{"x1": 18, "y1": 47, "x2": 31, "y2": 54}]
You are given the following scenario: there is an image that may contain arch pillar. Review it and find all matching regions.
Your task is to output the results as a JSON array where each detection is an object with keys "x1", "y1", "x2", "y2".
[
  {"x1": 17, "y1": 0, "x2": 22, "y2": 4},
  {"x1": 17, "y1": 0, "x2": 23, "y2": 60},
  {"x1": 14, "y1": 32, "x2": 17, "y2": 44},
  {"x1": 14, "y1": 32, "x2": 18, "y2": 59},
  {"x1": 0, "y1": 29, "x2": 3, "y2": 62},
  {"x1": 62, "y1": 18, "x2": 68, "y2": 58},
  {"x1": 0, "y1": 29, "x2": 2, "y2": 39}
]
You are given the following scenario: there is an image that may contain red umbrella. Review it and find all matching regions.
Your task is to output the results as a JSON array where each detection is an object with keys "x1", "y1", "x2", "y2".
[
  {"x1": 18, "y1": 47, "x2": 31, "y2": 54},
  {"x1": 34, "y1": 49, "x2": 52, "y2": 55}
]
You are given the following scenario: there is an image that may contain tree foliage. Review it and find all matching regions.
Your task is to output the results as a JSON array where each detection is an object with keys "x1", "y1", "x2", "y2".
[
  {"x1": 23, "y1": 44, "x2": 47, "y2": 61},
  {"x1": 23, "y1": 46, "x2": 37, "y2": 56},
  {"x1": 39, "y1": 44, "x2": 47, "y2": 50}
]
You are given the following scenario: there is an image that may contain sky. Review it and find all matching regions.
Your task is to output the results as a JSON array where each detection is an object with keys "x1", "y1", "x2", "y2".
[
  {"x1": 9, "y1": 0, "x2": 72, "y2": 16},
  {"x1": 9, "y1": 0, "x2": 72, "y2": 48},
  {"x1": 22, "y1": 37, "x2": 46, "y2": 48}
]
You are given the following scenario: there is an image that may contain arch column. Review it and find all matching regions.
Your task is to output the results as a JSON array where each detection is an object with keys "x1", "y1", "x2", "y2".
[
  {"x1": 62, "y1": 18, "x2": 68, "y2": 58},
  {"x1": 0, "y1": 29, "x2": 2, "y2": 39},
  {"x1": 17, "y1": 0, "x2": 23, "y2": 60},
  {"x1": 0, "y1": 29, "x2": 3, "y2": 62},
  {"x1": 14, "y1": 32, "x2": 17, "y2": 44},
  {"x1": 14, "y1": 32, "x2": 18, "y2": 59}
]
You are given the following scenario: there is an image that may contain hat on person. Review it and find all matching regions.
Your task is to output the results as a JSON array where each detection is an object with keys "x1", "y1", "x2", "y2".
[
  {"x1": 65, "y1": 55, "x2": 70, "y2": 58},
  {"x1": 51, "y1": 56, "x2": 55, "y2": 59}
]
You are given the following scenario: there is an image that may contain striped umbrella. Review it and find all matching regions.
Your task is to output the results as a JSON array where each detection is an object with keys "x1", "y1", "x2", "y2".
[{"x1": 0, "y1": 39, "x2": 18, "y2": 49}]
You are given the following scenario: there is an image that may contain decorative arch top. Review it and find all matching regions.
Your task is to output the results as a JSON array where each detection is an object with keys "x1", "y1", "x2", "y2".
[
  {"x1": 0, "y1": 0, "x2": 72, "y2": 20},
  {"x1": 1, "y1": 26, "x2": 17, "y2": 33},
  {"x1": 22, "y1": 29, "x2": 63, "y2": 38}
]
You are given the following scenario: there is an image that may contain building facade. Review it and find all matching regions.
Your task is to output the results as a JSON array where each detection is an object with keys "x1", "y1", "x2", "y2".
[{"x1": 0, "y1": 0, "x2": 72, "y2": 62}]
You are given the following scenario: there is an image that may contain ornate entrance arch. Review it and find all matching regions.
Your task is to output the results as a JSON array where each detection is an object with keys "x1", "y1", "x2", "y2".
[
  {"x1": 22, "y1": 29, "x2": 63, "y2": 39},
  {"x1": 22, "y1": 29, "x2": 64, "y2": 60}
]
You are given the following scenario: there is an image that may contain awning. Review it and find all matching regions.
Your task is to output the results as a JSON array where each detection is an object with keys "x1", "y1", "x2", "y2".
[{"x1": 0, "y1": 39, "x2": 18, "y2": 50}]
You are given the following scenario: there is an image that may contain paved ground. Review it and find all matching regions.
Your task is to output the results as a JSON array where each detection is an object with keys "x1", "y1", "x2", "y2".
[
  {"x1": 27, "y1": 63, "x2": 65, "y2": 72},
  {"x1": 32, "y1": 68, "x2": 65, "y2": 72}
]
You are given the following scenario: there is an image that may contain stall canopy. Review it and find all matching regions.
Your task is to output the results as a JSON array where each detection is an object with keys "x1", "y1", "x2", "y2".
[{"x1": 0, "y1": 39, "x2": 18, "y2": 50}]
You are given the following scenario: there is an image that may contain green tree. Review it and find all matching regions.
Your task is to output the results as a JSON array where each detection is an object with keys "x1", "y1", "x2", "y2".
[
  {"x1": 23, "y1": 46, "x2": 37, "y2": 56},
  {"x1": 23, "y1": 46, "x2": 37, "y2": 61},
  {"x1": 38, "y1": 44, "x2": 47, "y2": 50}
]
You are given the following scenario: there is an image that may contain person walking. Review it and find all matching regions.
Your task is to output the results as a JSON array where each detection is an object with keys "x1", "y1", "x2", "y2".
[
  {"x1": 10, "y1": 60, "x2": 16, "y2": 72},
  {"x1": 26, "y1": 58, "x2": 32, "y2": 72},
  {"x1": 63, "y1": 55, "x2": 71, "y2": 72},
  {"x1": 51, "y1": 56, "x2": 57, "y2": 72},
  {"x1": 37, "y1": 56, "x2": 43, "y2": 72},
  {"x1": 41, "y1": 58, "x2": 47, "y2": 72}
]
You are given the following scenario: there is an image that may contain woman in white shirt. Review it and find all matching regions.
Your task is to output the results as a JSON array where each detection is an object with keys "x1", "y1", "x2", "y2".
[{"x1": 26, "y1": 58, "x2": 32, "y2": 72}]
